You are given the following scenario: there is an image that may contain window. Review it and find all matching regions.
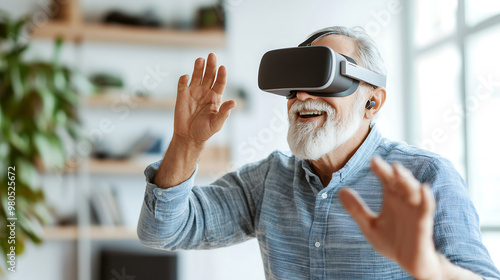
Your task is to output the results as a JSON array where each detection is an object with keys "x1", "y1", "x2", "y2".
[
  {"x1": 415, "y1": 44, "x2": 465, "y2": 176},
  {"x1": 465, "y1": 0, "x2": 500, "y2": 25},
  {"x1": 414, "y1": 0, "x2": 457, "y2": 47},
  {"x1": 466, "y1": 25, "x2": 500, "y2": 225},
  {"x1": 409, "y1": 0, "x2": 500, "y2": 228}
]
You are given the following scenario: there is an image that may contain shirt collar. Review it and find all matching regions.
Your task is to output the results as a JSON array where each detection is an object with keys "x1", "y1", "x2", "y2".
[{"x1": 300, "y1": 124, "x2": 382, "y2": 185}]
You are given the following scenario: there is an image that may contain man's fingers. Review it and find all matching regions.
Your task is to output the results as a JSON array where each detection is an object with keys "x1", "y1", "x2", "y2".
[
  {"x1": 371, "y1": 156, "x2": 394, "y2": 192},
  {"x1": 392, "y1": 163, "x2": 421, "y2": 205},
  {"x1": 201, "y1": 53, "x2": 217, "y2": 88},
  {"x1": 212, "y1": 65, "x2": 227, "y2": 95},
  {"x1": 420, "y1": 183, "x2": 436, "y2": 217},
  {"x1": 189, "y1": 57, "x2": 205, "y2": 87},
  {"x1": 212, "y1": 100, "x2": 236, "y2": 131},
  {"x1": 177, "y1": 74, "x2": 190, "y2": 93},
  {"x1": 219, "y1": 99, "x2": 236, "y2": 114},
  {"x1": 371, "y1": 157, "x2": 422, "y2": 205},
  {"x1": 339, "y1": 188, "x2": 376, "y2": 231}
]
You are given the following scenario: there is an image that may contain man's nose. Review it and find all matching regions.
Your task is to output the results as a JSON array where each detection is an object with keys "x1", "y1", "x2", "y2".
[{"x1": 296, "y1": 91, "x2": 319, "y2": 101}]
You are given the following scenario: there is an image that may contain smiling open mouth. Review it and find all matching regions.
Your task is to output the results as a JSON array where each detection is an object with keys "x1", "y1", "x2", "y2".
[{"x1": 298, "y1": 110, "x2": 325, "y2": 119}]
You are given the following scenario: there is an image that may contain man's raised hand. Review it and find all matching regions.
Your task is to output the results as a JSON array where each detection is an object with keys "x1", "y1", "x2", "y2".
[
  {"x1": 173, "y1": 53, "x2": 236, "y2": 146},
  {"x1": 338, "y1": 157, "x2": 442, "y2": 279},
  {"x1": 153, "y1": 53, "x2": 235, "y2": 189}
]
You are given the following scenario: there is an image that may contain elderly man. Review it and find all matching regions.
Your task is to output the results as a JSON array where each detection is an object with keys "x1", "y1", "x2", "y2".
[{"x1": 138, "y1": 26, "x2": 500, "y2": 279}]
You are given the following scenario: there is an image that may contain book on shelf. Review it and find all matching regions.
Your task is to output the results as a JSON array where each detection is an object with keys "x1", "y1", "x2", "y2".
[{"x1": 90, "y1": 183, "x2": 123, "y2": 226}]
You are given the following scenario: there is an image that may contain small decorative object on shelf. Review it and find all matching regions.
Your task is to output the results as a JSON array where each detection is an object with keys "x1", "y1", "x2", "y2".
[
  {"x1": 30, "y1": 0, "x2": 226, "y2": 47},
  {"x1": 196, "y1": 6, "x2": 225, "y2": 30},
  {"x1": 103, "y1": 9, "x2": 162, "y2": 28},
  {"x1": 88, "y1": 72, "x2": 124, "y2": 91}
]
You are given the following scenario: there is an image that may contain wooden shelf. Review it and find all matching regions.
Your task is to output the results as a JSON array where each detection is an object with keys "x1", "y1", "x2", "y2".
[
  {"x1": 85, "y1": 145, "x2": 230, "y2": 176},
  {"x1": 31, "y1": 22, "x2": 226, "y2": 47},
  {"x1": 73, "y1": 146, "x2": 230, "y2": 175},
  {"x1": 43, "y1": 225, "x2": 137, "y2": 240},
  {"x1": 82, "y1": 93, "x2": 245, "y2": 110},
  {"x1": 82, "y1": 94, "x2": 176, "y2": 110},
  {"x1": 43, "y1": 226, "x2": 78, "y2": 240},
  {"x1": 29, "y1": 0, "x2": 225, "y2": 47},
  {"x1": 41, "y1": 145, "x2": 230, "y2": 176}
]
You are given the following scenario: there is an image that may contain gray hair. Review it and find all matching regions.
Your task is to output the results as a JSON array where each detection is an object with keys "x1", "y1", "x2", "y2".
[{"x1": 307, "y1": 26, "x2": 387, "y2": 77}]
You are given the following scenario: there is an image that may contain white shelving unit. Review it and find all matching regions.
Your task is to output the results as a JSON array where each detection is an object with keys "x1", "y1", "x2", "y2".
[{"x1": 32, "y1": 1, "x2": 234, "y2": 279}]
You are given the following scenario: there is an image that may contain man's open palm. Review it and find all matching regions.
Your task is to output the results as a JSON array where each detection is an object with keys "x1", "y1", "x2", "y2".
[
  {"x1": 339, "y1": 157, "x2": 441, "y2": 279},
  {"x1": 174, "y1": 53, "x2": 236, "y2": 145}
]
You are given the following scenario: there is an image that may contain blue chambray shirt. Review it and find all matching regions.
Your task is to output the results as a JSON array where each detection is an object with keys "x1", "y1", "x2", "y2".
[{"x1": 138, "y1": 125, "x2": 500, "y2": 279}]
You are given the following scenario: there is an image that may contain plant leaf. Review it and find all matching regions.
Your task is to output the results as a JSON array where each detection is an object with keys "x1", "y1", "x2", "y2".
[
  {"x1": 16, "y1": 158, "x2": 41, "y2": 191},
  {"x1": 33, "y1": 132, "x2": 65, "y2": 170},
  {"x1": 17, "y1": 210, "x2": 43, "y2": 245},
  {"x1": 10, "y1": 63, "x2": 24, "y2": 101},
  {"x1": 8, "y1": 131, "x2": 30, "y2": 155}
]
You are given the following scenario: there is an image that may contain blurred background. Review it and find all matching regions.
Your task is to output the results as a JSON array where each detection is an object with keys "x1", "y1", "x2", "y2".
[{"x1": 0, "y1": 0, "x2": 499, "y2": 279}]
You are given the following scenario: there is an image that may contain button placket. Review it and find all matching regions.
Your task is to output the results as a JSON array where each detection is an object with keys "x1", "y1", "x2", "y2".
[{"x1": 309, "y1": 178, "x2": 332, "y2": 277}]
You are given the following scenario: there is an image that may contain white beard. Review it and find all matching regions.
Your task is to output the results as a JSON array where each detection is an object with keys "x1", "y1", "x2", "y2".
[{"x1": 287, "y1": 97, "x2": 364, "y2": 160}]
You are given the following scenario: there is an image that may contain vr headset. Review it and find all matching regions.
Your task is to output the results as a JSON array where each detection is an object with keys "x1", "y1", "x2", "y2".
[{"x1": 258, "y1": 31, "x2": 387, "y2": 99}]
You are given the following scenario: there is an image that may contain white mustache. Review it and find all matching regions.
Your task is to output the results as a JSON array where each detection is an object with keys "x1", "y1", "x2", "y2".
[{"x1": 288, "y1": 99, "x2": 334, "y2": 120}]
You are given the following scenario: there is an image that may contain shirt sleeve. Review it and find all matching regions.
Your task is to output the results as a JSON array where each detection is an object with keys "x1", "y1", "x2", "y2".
[
  {"x1": 137, "y1": 155, "x2": 271, "y2": 251},
  {"x1": 423, "y1": 158, "x2": 500, "y2": 280}
]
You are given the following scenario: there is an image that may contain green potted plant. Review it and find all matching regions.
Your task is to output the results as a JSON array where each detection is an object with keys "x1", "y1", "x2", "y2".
[{"x1": 0, "y1": 12, "x2": 82, "y2": 274}]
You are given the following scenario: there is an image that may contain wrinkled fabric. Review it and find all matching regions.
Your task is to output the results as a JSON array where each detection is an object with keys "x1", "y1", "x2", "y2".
[{"x1": 138, "y1": 125, "x2": 500, "y2": 280}]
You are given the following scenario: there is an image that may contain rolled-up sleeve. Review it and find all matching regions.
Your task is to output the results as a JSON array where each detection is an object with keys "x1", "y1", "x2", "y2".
[
  {"x1": 137, "y1": 154, "x2": 271, "y2": 251},
  {"x1": 137, "y1": 160, "x2": 199, "y2": 250}
]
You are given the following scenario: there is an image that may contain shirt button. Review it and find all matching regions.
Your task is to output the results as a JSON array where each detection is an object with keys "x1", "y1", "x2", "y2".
[
  {"x1": 157, "y1": 189, "x2": 163, "y2": 196},
  {"x1": 321, "y1": 193, "x2": 328, "y2": 199},
  {"x1": 314, "y1": 242, "x2": 321, "y2": 248}
]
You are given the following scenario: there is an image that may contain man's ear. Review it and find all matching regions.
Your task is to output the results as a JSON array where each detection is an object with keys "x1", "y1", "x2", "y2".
[{"x1": 365, "y1": 86, "x2": 386, "y2": 120}]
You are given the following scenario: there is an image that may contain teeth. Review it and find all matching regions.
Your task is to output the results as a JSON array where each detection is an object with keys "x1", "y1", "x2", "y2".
[{"x1": 299, "y1": 110, "x2": 323, "y2": 116}]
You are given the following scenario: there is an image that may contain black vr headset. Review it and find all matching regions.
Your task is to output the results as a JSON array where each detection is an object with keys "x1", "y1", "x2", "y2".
[{"x1": 258, "y1": 31, "x2": 387, "y2": 99}]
